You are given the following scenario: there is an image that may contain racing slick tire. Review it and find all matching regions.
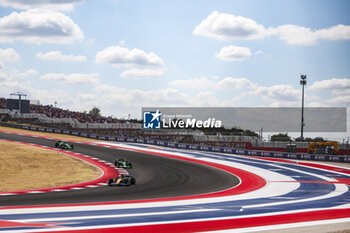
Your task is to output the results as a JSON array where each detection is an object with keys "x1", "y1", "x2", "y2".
[{"x1": 108, "y1": 178, "x2": 114, "y2": 186}]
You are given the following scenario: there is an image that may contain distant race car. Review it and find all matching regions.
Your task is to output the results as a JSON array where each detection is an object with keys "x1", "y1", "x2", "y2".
[
  {"x1": 55, "y1": 140, "x2": 74, "y2": 150},
  {"x1": 115, "y1": 158, "x2": 132, "y2": 169},
  {"x1": 108, "y1": 175, "x2": 136, "y2": 186}
]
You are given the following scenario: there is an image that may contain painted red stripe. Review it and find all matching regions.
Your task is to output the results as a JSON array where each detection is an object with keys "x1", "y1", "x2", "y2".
[
  {"x1": 336, "y1": 178, "x2": 350, "y2": 186},
  {"x1": 249, "y1": 157, "x2": 350, "y2": 175},
  {"x1": 38, "y1": 208, "x2": 350, "y2": 233},
  {"x1": 298, "y1": 162, "x2": 350, "y2": 175},
  {"x1": 0, "y1": 220, "x2": 61, "y2": 229},
  {"x1": 270, "y1": 180, "x2": 350, "y2": 185}
]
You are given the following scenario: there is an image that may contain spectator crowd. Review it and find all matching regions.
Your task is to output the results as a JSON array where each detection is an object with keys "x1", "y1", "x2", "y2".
[
  {"x1": 0, "y1": 97, "x2": 130, "y2": 124},
  {"x1": 29, "y1": 104, "x2": 122, "y2": 123}
]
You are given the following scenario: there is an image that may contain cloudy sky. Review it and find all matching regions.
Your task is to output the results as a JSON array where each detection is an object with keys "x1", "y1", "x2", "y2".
[{"x1": 0, "y1": 0, "x2": 349, "y2": 140}]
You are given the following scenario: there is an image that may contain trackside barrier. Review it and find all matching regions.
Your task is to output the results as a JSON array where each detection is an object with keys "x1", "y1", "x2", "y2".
[{"x1": 18, "y1": 125, "x2": 350, "y2": 163}]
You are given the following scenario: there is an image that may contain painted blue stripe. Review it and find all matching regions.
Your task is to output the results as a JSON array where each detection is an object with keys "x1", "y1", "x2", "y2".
[{"x1": 20, "y1": 192, "x2": 350, "y2": 228}]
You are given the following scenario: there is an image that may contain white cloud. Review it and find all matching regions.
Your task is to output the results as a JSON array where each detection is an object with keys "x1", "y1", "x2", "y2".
[
  {"x1": 0, "y1": 0, "x2": 86, "y2": 11},
  {"x1": 272, "y1": 24, "x2": 350, "y2": 45},
  {"x1": 326, "y1": 95, "x2": 350, "y2": 106},
  {"x1": 170, "y1": 77, "x2": 217, "y2": 89},
  {"x1": 268, "y1": 101, "x2": 299, "y2": 107},
  {"x1": 214, "y1": 77, "x2": 257, "y2": 90},
  {"x1": 93, "y1": 84, "x2": 232, "y2": 117},
  {"x1": 0, "y1": 69, "x2": 37, "y2": 82},
  {"x1": 30, "y1": 89, "x2": 74, "y2": 107},
  {"x1": 95, "y1": 46, "x2": 164, "y2": 68},
  {"x1": 41, "y1": 73, "x2": 99, "y2": 85},
  {"x1": 95, "y1": 85, "x2": 190, "y2": 111},
  {"x1": 0, "y1": 9, "x2": 84, "y2": 44},
  {"x1": 69, "y1": 93, "x2": 100, "y2": 112},
  {"x1": 273, "y1": 25, "x2": 319, "y2": 46},
  {"x1": 120, "y1": 68, "x2": 164, "y2": 78},
  {"x1": 190, "y1": 91, "x2": 230, "y2": 107},
  {"x1": 86, "y1": 38, "x2": 96, "y2": 44},
  {"x1": 193, "y1": 11, "x2": 269, "y2": 41},
  {"x1": 77, "y1": 93, "x2": 98, "y2": 102},
  {"x1": 170, "y1": 76, "x2": 257, "y2": 90},
  {"x1": 194, "y1": 11, "x2": 350, "y2": 46},
  {"x1": 119, "y1": 40, "x2": 126, "y2": 47},
  {"x1": 251, "y1": 84, "x2": 300, "y2": 102},
  {"x1": 309, "y1": 78, "x2": 350, "y2": 95},
  {"x1": 0, "y1": 48, "x2": 20, "y2": 62},
  {"x1": 306, "y1": 102, "x2": 329, "y2": 107},
  {"x1": 216, "y1": 45, "x2": 252, "y2": 61},
  {"x1": 10, "y1": 69, "x2": 38, "y2": 80},
  {"x1": 36, "y1": 51, "x2": 87, "y2": 62},
  {"x1": 308, "y1": 78, "x2": 350, "y2": 107},
  {"x1": 316, "y1": 24, "x2": 350, "y2": 41},
  {"x1": 0, "y1": 72, "x2": 7, "y2": 81}
]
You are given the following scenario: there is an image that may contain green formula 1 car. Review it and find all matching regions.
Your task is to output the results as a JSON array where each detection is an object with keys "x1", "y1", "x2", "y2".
[
  {"x1": 55, "y1": 140, "x2": 74, "y2": 150},
  {"x1": 115, "y1": 158, "x2": 132, "y2": 169}
]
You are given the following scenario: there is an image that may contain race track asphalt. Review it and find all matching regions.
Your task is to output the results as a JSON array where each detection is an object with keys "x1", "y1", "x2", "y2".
[{"x1": 0, "y1": 132, "x2": 239, "y2": 206}]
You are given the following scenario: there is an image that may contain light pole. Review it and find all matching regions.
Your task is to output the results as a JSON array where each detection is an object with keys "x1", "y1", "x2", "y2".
[{"x1": 300, "y1": 74, "x2": 307, "y2": 141}]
